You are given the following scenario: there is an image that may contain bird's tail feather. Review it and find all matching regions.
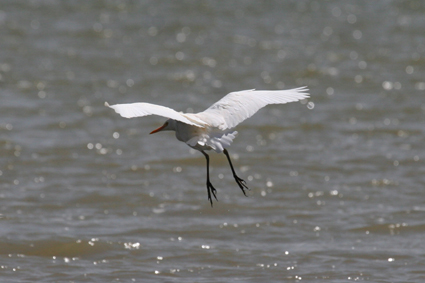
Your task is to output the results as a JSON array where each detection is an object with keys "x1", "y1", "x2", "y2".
[{"x1": 208, "y1": 130, "x2": 238, "y2": 153}]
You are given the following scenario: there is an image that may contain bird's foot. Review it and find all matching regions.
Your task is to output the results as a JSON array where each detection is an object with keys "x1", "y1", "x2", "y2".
[
  {"x1": 234, "y1": 175, "x2": 249, "y2": 196},
  {"x1": 206, "y1": 181, "x2": 218, "y2": 207}
]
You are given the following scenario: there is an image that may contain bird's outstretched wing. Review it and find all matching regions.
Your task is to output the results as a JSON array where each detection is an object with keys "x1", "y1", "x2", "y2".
[
  {"x1": 195, "y1": 87, "x2": 310, "y2": 130},
  {"x1": 105, "y1": 102, "x2": 206, "y2": 127}
]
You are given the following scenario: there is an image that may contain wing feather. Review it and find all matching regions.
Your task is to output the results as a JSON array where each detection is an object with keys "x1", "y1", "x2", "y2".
[
  {"x1": 195, "y1": 87, "x2": 309, "y2": 130},
  {"x1": 105, "y1": 102, "x2": 205, "y2": 127}
]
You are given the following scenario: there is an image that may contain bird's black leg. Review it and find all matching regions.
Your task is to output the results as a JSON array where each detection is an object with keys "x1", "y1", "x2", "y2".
[
  {"x1": 223, "y1": 149, "x2": 249, "y2": 196},
  {"x1": 201, "y1": 150, "x2": 218, "y2": 206}
]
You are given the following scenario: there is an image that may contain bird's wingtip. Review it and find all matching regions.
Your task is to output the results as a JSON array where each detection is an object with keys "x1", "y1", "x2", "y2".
[
  {"x1": 104, "y1": 101, "x2": 110, "y2": 107},
  {"x1": 297, "y1": 86, "x2": 310, "y2": 98}
]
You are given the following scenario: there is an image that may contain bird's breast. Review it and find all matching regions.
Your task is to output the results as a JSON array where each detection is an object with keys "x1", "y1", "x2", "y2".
[
  {"x1": 173, "y1": 121, "x2": 236, "y2": 153},
  {"x1": 174, "y1": 122, "x2": 208, "y2": 144}
]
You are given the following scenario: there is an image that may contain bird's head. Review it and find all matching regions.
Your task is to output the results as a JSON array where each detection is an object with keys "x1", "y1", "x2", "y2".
[{"x1": 150, "y1": 119, "x2": 176, "y2": 134}]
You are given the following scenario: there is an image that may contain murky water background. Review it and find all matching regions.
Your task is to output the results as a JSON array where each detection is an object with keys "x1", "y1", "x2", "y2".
[{"x1": 1, "y1": 1, "x2": 425, "y2": 282}]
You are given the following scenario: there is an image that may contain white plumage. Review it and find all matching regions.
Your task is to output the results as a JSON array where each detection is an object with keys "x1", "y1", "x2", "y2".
[
  {"x1": 197, "y1": 86, "x2": 309, "y2": 130},
  {"x1": 106, "y1": 86, "x2": 309, "y2": 206}
]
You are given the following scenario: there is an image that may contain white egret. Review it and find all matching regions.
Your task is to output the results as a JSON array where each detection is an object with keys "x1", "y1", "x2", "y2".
[{"x1": 106, "y1": 86, "x2": 309, "y2": 206}]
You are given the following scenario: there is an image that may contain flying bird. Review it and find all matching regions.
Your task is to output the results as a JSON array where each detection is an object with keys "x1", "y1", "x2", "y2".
[{"x1": 106, "y1": 87, "x2": 309, "y2": 206}]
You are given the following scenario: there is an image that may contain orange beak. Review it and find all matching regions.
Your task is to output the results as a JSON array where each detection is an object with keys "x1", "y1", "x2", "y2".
[{"x1": 149, "y1": 122, "x2": 167, "y2": 134}]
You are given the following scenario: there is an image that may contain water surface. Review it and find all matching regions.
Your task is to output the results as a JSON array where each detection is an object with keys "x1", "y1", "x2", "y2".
[{"x1": 1, "y1": 1, "x2": 425, "y2": 282}]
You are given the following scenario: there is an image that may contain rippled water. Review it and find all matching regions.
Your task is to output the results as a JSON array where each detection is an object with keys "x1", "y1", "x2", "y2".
[{"x1": 1, "y1": 1, "x2": 425, "y2": 282}]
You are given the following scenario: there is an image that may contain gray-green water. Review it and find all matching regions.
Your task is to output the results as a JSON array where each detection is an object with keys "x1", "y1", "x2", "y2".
[{"x1": 1, "y1": 1, "x2": 425, "y2": 282}]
